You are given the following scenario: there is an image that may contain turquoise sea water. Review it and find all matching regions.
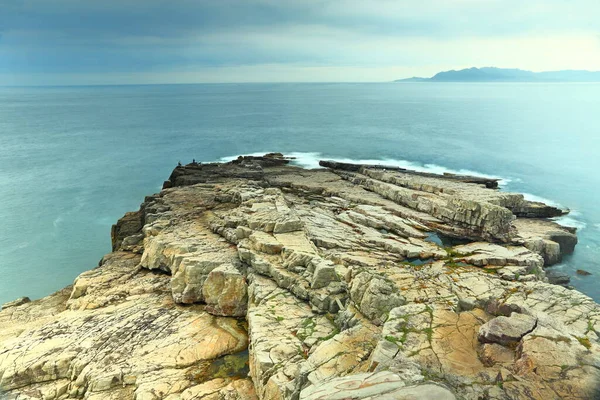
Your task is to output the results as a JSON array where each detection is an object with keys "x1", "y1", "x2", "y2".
[{"x1": 1, "y1": 83, "x2": 599, "y2": 305}]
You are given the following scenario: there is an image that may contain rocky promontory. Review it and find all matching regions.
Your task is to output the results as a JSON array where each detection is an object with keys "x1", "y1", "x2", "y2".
[{"x1": 1, "y1": 154, "x2": 598, "y2": 400}]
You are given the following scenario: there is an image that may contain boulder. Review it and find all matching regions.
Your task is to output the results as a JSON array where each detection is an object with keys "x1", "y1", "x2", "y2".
[
  {"x1": 202, "y1": 264, "x2": 248, "y2": 317},
  {"x1": 310, "y1": 261, "x2": 339, "y2": 289},
  {"x1": 478, "y1": 313, "x2": 537, "y2": 345}
]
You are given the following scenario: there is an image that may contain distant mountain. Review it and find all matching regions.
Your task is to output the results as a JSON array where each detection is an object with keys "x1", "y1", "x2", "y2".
[{"x1": 395, "y1": 67, "x2": 600, "y2": 82}]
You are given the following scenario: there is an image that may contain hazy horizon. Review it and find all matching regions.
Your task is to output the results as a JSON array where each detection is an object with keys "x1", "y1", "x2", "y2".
[
  {"x1": 1, "y1": 0, "x2": 600, "y2": 86},
  {"x1": 4, "y1": 67, "x2": 600, "y2": 88}
]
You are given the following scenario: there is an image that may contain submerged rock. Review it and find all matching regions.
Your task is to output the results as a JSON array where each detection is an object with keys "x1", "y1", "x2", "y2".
[
  {"x1": 577, "y1": 269, "x2": 592, "y2": 276},
  {"x1": 1, "y1": 154, "x2": 598, "y2": 400},
  {"x1": 546, "y1": 269, "x2": 571, "y2": 286}
]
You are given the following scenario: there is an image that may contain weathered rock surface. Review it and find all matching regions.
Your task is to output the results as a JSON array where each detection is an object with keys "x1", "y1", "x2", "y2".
[
  {"x1": 478, "y1": 313, "x2": 538, "y2": 345},
  {"x1": 111, "y1": 210, "x2": 143, "y2": 252},
  {"x1": 0, "y1": 252, "x2": 251, "y2": 399},
  {"x1": 1, "y1": 154, "x2": 597, "y2": 400},
  {"x1": 513, "y1": 218, "x2": 577, "y2": 265},
  {"x1": 299, "y1": 371, "x2": 456, "y2": 400},
  {"x1": 319, "y1": 159, "x2": 501, "y2": 188}
]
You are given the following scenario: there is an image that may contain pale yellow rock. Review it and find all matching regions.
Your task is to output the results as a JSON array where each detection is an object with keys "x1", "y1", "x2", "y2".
[
  {"x1": 0, "y1": 252, "x2": 248, "y2": 399},
  {"x1": 2, "y1": 156, "x2": 598, "y2": 400},
  {"x1": 479, "y1": 343, "x2": 515, "y2": 366},
  {"x1": 203, "y1": 263, "x2": 248, "y2": 317},
  {"x1": 250, "y1": 231, "x2": 284, "y2": 254}
]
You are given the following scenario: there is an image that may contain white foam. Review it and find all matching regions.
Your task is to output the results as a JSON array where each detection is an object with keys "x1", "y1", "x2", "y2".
[
  {"x1": 595, "y1": 223, "x2": 600, "y2": 231},
  {"x1": 519, "y1": 193, "x2": 586, "y2": 230},
  {"x1": 521, "y1": 193, "x2": 564, "y2": 208},
  {"x1": 284, "y1": 152, "x2": 323, "y2": 169},
  {"x1": 551, "y1": 213, "x2": 587, "y2": 231},
  {"x1": 53, "y1": 215, "x2": 64, "y2": 228},
  {"x1": 217, "y1": 151, "x2": 511, "y2": 185},
  {"x1": 552, "y1": 216, "x2": 587, "y2": 230}
]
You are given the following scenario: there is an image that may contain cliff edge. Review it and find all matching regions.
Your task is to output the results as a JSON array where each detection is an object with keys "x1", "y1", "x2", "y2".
[{"x1": 1, "y1": 154, "x2": 597, "y2": 400}]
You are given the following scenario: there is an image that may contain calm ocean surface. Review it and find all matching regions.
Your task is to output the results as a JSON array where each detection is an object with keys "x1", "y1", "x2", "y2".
[{"x1": 1, "y1": 83, "x2": 599, "y2": 305}]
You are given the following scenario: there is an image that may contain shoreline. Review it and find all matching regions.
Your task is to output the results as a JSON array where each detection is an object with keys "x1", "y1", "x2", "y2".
[{"x1": 1, "y1": 153, "x2": 598, "y2": 399}]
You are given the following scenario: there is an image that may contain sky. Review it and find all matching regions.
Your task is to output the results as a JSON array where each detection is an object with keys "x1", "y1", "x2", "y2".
[{"x1": 1, "y1": 0, "x2": 600, "y2": 85}]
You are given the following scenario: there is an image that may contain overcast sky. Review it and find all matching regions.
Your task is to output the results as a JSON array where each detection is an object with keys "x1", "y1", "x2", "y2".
[{"x1": 1, "y1": 0, "x2": 599, "y2": 85}]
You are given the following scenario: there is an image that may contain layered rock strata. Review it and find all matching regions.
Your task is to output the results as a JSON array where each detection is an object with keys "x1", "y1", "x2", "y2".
[{"x1": 1, "y1": 154, "x2": 597, "y2": 400}]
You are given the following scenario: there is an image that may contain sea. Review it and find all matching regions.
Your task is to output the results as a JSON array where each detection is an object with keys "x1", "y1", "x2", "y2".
[{"x1": 1, "y1": 82, "x2": 599, "y2": 305}]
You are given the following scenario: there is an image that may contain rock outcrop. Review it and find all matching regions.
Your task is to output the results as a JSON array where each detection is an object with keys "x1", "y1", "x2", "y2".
[{"x1": 1, "y1": 154, "x2": 598, "y2": 400}]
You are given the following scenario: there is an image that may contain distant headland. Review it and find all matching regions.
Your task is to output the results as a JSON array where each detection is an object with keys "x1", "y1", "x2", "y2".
[{"x1": 396, "y1": 67, "x2": 600, "y2": 82}]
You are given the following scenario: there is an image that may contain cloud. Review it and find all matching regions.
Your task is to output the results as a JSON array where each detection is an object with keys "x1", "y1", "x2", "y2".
[{"x1": 0, "y1": 0, "x2": 599, "y2": 84}]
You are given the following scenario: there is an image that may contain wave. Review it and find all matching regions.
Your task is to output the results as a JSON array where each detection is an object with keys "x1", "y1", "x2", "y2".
[
  {"x1": 519, "y1": 193, "x2": 587, "y2": 230},
  {"x1": 521, "y1": 193, "x2": 564, "y2": 208},
  {"x1": 217, "y1": 151, "x2": 512, "y2": 186},
  {"x1": 551, "y1": 210, "x2": 587, "y2": 230},
  {"x1": 552, "y1": 214, "x2": 587, "y2": 231}
]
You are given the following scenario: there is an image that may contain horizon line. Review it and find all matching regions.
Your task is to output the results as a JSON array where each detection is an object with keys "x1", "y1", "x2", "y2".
[{"x1": 4, "y1": 81, "x2": 600, "y2": 89}]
